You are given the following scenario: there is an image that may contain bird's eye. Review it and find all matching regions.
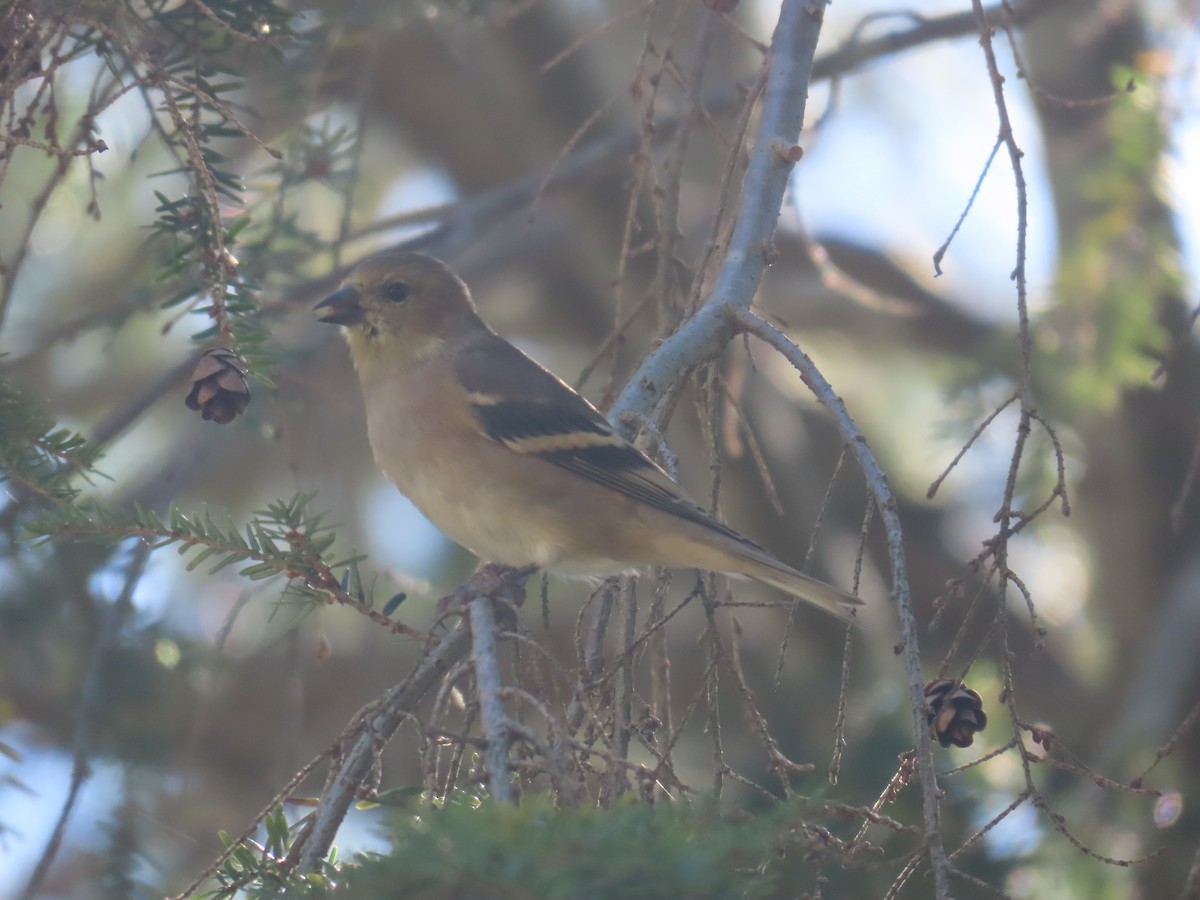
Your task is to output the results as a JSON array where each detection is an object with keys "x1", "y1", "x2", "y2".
[{"x1": 382, "y1": 282, "x2": 409, "y2": 303}]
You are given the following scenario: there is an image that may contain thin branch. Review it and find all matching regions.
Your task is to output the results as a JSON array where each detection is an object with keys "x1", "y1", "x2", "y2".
[
  {"x1": 932, "y1": 137, "x2": 1002, "y2": 276},
  {"x1": 971, "y1": 0, "x2": 1032, "y2": 385},
  {"x1": 651, "y1": 5, "x2": 721, "y2": 321},
  {"x1": 927, "y1": 391, "x2": 1020, "y2": 500},
  {"x1": 291, "y1": 567, "x2": 528, "y2": 871},
  {"x1": 609, "y1": 577, "x2": 639, "y2": 800},
  {"x1": 291, "y1": 622, "x2": 472, "y2": 872},
  {"x1": 170, "y1": 749, "x2": 330, "y2": 900},
  {"x1": 811, "y1": 0, "x2": 1048, "y2": 84},
  {"x1": 736, "y1": 309, "x2": 952, "y2": 899}
]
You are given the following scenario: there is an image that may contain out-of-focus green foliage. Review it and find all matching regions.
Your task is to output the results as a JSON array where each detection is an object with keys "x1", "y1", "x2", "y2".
[
  {"x1": 304, "y1": 797, "x2": 878, "y2": 900},
  {"x1": 1050, "y1": 70, "x2": 1177, "y2": 410},
  {"x1": 0, "y1": 376, "x2": 104, "y2": 505}
]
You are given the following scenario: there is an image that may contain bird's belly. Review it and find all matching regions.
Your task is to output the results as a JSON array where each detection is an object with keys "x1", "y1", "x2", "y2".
[
  {"x1": 369, "y1": 426, "x2": 561, "y2": 568},
  {"x1": 407, "y1": 474, "x2": 560, "y2": 567},
  {"x1": 379, "y1": 447, "x2": 644, "y2": 575},
  {"x1": 363, "y1": 385, "x2": 650, "y2": 575}
]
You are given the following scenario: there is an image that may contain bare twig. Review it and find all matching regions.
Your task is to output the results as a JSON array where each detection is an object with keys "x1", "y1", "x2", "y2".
[
  {"x1": 608, "y1": 577, "x2": 639, "y2": 800},
  {"x1": 651, "y1": 5, "x2": 721, "y2": 321},
  {"x1": 932, "y1": 137, "x2": 1002, "y2": 276}
]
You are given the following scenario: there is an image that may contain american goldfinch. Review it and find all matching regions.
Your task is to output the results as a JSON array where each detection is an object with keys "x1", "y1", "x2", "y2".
[{"x1": 316, "y1": 252, "x2": 862, "y2": 622}]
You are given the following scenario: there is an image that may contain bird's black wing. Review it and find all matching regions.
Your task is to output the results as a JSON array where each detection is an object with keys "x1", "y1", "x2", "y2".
[{"x1": 453, "y1": 332, "x2": 752, "y2": 545}]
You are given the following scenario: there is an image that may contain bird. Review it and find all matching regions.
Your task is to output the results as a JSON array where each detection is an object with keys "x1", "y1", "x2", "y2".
[{"x1": 315, "y1": 251, "x2": 862, "y2": 622}]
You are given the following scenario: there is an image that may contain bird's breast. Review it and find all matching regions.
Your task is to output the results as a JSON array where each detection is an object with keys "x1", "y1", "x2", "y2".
[{"x1": 357, "y1": 358, "x2": 569, "y2": 567}]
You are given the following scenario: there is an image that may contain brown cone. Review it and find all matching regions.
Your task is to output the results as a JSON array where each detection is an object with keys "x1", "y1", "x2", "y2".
[
  {"x1": 185, "y1": 348, "x2": 250, "y2": 424},
  {"x1": 924, "y1": 679, "x2": 988, "y2": 748}
]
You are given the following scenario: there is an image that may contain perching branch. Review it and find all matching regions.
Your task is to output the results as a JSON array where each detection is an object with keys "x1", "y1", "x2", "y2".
[
  {"x1": 469, "y1": 594, "x2": 515, "y2": 804},
  {"x1": 292, "y1": 622, "x2": 473, "y2": 873},
  {"x1": 292, "y1": 566, "x2": 529, "y2": 873}
]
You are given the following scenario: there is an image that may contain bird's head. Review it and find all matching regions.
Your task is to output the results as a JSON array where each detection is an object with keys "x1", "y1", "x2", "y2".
[{"x1": 315, "y1": 251, "x2": 482, "y2": 365}]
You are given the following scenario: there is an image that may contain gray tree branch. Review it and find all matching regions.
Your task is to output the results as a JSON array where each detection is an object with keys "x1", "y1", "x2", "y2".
[
  {"x1": 469, "y1": 595, "x2": 515, "y2": 804},
  {"x1": 611, "y1": 0, "x2": 822, "y2": 426}
]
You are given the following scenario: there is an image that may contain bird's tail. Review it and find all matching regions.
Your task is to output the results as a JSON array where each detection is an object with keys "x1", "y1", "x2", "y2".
[{"x1": 730, "y1": 554, "x2": 863, "y2": 624}]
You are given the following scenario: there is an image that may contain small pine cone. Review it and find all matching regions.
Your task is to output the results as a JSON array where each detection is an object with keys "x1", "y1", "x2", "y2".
[
  {"x1": 925, "y1": 679, "x2": 987, "y2": 748},
  {"x1": 185, "y1": 348, "x2": 250, "y2": 424},
  {"x1": 637, "y1": 705, "x2": 662, "y2": 745}
]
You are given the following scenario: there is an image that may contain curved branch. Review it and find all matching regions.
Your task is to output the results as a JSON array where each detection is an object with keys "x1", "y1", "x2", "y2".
[{"x1": 735, "y1": 310, "x2": 950, "y2": 898}]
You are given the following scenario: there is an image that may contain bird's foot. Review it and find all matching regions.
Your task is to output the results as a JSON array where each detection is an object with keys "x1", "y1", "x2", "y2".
[{"x1": 434, "y1": 562, "x2": 535, "y2": 623}]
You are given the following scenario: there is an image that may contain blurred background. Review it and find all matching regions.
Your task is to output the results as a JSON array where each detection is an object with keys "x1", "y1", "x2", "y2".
[{"x1": 1, "y1": 0, "x2": 1198, "y2": 897}]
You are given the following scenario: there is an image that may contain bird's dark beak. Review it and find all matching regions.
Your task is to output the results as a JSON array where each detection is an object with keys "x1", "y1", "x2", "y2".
[{"x1": 314, "y1": 286, "x2": 365, "y2": 325}]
